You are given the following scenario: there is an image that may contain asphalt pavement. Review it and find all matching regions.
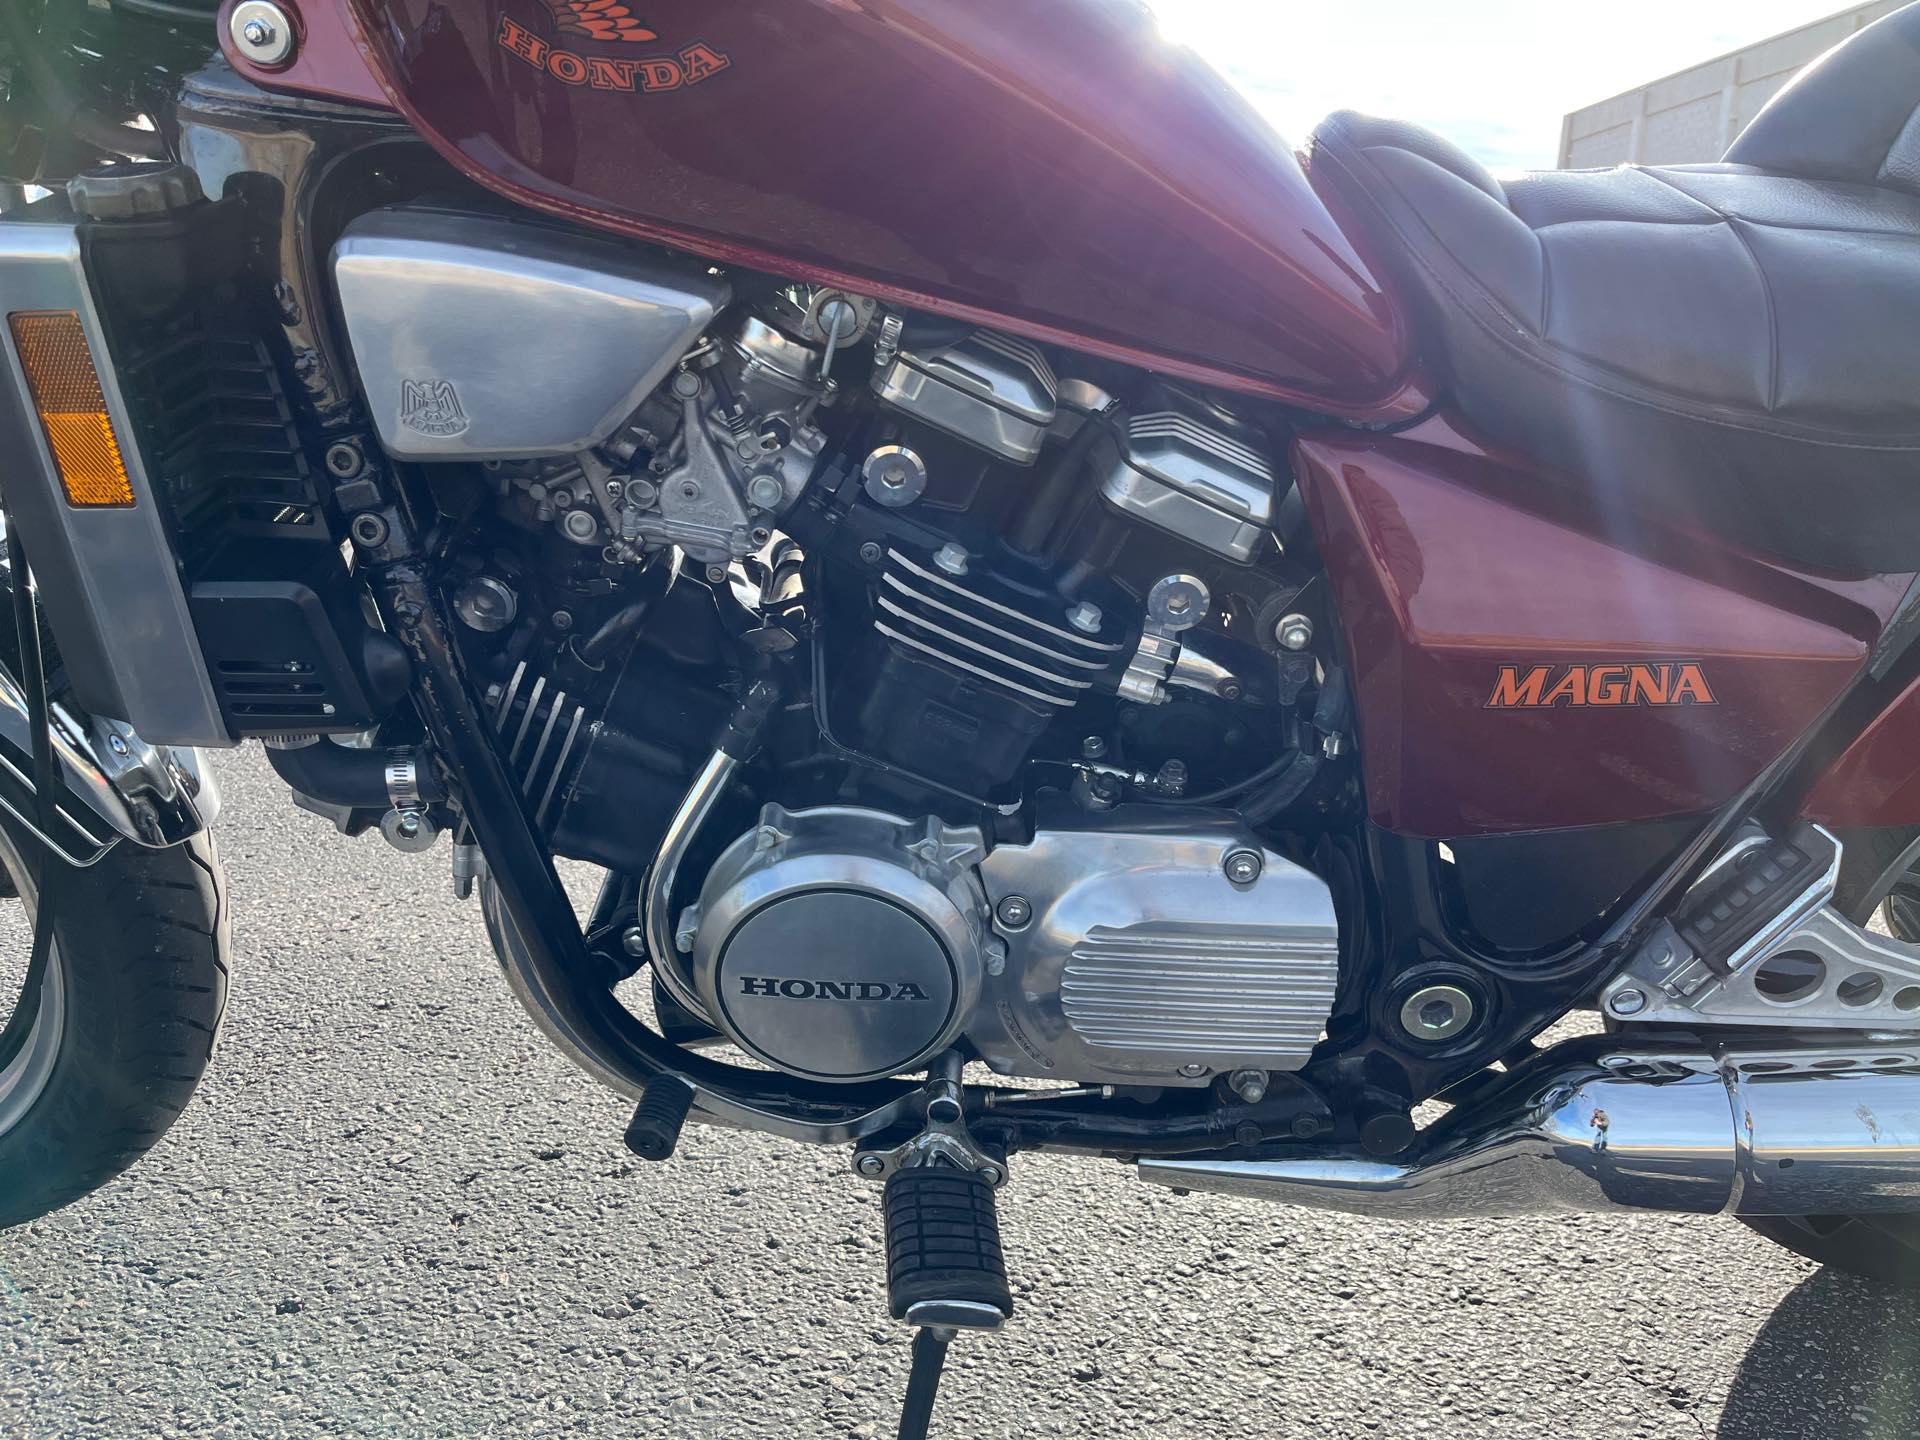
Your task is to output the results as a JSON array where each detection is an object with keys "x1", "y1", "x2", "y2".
[{"x1": 2, "y1": 749, "x2": 1917, "y2": 1439}]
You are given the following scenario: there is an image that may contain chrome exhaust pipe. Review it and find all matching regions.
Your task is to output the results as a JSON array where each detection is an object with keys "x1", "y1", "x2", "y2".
[{"x1": 1139, "y1": 1039, "x2": 1920, "y2": 1218}]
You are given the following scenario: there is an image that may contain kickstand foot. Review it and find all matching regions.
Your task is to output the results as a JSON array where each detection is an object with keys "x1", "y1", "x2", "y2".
[{"x1": 896, "y1": 1327, "x2": 953, "y2": 1440}]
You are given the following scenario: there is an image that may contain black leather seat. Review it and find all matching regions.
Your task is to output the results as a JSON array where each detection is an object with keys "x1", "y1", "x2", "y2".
[{"x1": 1310, "y1": 2, "x2": 1920, "y2": 572}]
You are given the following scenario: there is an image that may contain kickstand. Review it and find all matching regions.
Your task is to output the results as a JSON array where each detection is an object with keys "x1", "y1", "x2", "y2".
[{"x1": 896, "y1": 1327, "x2": 954, "y2": 1440}]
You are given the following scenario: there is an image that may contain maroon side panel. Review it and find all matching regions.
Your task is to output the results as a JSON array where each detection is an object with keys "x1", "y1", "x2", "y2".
[
  {"x1": 1296, "y1": 420, "x2": 1906, "y2": 838},
  {"x1": 1804, "y1": 678, "x2": 1920, "y2": 827},
  {"x1": 217, "y1": 0, "x2": 393, "y2": 109},
  {"x1": 315, "y1": 0, "x2": 1424, "y2": 419}
]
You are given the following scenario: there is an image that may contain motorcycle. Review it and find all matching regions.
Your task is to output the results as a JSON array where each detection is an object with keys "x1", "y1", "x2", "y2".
[{"x1": 5, "y1": 0, "x2": 1920, "y2": 1430}]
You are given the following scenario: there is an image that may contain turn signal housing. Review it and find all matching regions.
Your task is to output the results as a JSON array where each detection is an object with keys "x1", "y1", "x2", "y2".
[{"x1": 8, "y1": 310, "x2": 135, "y2": 508}]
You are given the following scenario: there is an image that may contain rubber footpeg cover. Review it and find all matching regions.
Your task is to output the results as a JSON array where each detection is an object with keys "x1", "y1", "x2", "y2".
[
  {"x1": 624, "y1": 1075, "x2": 695, "y2": 1162},
  {"x1": 883, "y1": 1167, "x2": 1014, "y2": 1322}
]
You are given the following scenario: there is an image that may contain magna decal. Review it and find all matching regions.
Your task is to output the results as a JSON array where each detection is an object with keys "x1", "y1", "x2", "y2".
[
  {"x1": 498, "y1": 13, "x2": 730, "y2": 94},
  {"x1": 1486, "y1": 662, "x2": 1716, "y2": 709}
]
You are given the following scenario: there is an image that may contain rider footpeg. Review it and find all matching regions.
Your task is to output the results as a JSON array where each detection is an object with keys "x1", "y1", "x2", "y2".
[
  {"x1": 884, "y1": 1166, "x2": 1014, "y2": 1328},
  {"x1": 623, "y1": 1074, "x2": 695, "y2": 1162}
]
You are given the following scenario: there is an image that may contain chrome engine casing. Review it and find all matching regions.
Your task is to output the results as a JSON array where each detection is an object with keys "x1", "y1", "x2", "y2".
[
  {"x1": 683, "y1": 806, "x2": 1341, "y2": 1089},
  {"x1": 684, "y1": 806, "x2": 992, "y2": 1083},
  {"x1": 971, "y1": 819, "x2": 1341, "y2": 1085},
  {"x1": 1096, "y1": 392, "x2": 1279, "y2": 562},
  {"x1": 873, "y1": 329, "x2": 1059, "y2": 463}
]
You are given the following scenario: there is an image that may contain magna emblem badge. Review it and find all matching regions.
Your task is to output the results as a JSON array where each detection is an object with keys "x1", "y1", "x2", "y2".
[
  {"x1": 1487, "y1": 661, "x2": 1716, "y2": 709},
  {"x1": 399, "y1": 379, "x2": 468, "y2": 438},
  {"x1": 499, "y1": 5, "x2": 731, "y2": 94}
]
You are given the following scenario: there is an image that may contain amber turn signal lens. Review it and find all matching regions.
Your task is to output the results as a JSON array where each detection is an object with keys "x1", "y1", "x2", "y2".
[{"x1": 8, "y1": 310, "x2": 135, "y2": 508}]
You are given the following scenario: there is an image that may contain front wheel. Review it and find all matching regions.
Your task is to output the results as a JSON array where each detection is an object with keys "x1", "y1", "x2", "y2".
[
  {"x1": 0, "y1": 813, "x2": 228, "y2": 1228},
  {"x1": 1737, "y1": 824, "x2": 1920, "y2": 1287}
]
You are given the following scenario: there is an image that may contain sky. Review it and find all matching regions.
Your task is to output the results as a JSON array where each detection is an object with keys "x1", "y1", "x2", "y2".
[{"x1": 1145, "y1": 0, "x2": 1872, "y2": 171}]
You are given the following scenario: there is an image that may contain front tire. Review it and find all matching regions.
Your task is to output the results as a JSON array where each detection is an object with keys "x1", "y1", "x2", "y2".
[
  {"x1": 1737, "y1": 824, "x2": 1920, "y2": 1287},
  {"x1": 0, "y1": 815, "x2": 228, "y2": 1228}
]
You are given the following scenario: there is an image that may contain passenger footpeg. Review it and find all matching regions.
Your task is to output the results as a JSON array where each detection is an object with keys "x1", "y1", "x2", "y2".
[{"x1": 882, "y1": 1166, "x2": 1013, "y2": 1440}]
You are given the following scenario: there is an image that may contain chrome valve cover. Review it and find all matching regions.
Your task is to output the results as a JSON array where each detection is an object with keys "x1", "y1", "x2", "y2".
[
  {"x1": 684, "y1": 806, "x2": 991, "y2": 1084},
  {"x1": 874, "y1": 329, "x2": 1059, "y2": 463},
  {"x1": 1097, "y1": 395, "x2": 1279, "y2": 562},
  {"x1": 971, "y1": 819, "x2": 1340, "y2": 1085}
]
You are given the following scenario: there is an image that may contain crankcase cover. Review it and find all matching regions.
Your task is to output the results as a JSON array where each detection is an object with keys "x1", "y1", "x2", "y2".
[
  {"x1": 687, "y1": 807, "x2": 990, "y2": 1083},
  {"x1": 972, "y1": 816, "x2": 1339, "y2": 1084}
]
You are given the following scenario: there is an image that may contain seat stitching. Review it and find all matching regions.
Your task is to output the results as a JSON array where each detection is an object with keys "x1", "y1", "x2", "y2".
[
  {"x1": 1314, "y1": 137, "x2": 1920, "y2": 451},
  {"x1": 1643, "y1": 168, "x2": 1780, "y2": 415}
]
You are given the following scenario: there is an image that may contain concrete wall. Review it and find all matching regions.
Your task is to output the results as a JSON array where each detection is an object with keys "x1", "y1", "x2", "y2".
[{"x1": 1559, "y1": 1, "x2": 1903, "y2": 168}]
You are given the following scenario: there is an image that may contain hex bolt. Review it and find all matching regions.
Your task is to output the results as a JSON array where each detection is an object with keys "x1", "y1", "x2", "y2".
[
  {"x1": 1229, "y1": 1068, "x2": 1269, "y2": 1105},
  {"x1": 622, "y1": 926, "x2": 646, "y2": 959},
  {"x1": 230, "y1": 2, "x2": 296, "y2": 67},
  {"x1": 349, "y1": 512, "x2": 389, "y2": 550},
  {"x1": 1611, "y1": 987, "x2": 1649, "y2": 1016},
  {"x1": 1067, "y1": 600, "x2": 1103, "y2": 635},
  {"x1": 324, "y1": 440, "x2": 363, "y2": 478},
  {"x1": 995, "y1": 895, "x2": 1034, "y2": 930},
  {"x1": 1400, "y1": 984, "x2": 1477, "y2": 1042},
  {"x1": 1223, "y1": 848, "x2": 1264, "y2": 885},
  {"x1": 934, "y1": 542, "x2": 970, "y2": 577},
  {"x1": 1276, "y1": 613, "x2": 1315, "y2": 651},
  {"x1": 1081, "y1": 735, "x2": 1108, "y2": 760},
  {"x1": 854, "y1": 1153, "x2": 886, "y2": 1179}
]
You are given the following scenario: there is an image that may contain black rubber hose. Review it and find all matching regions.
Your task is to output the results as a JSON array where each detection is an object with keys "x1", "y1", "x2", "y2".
[
  {"x1": 264, "y1": 741, "x2": 446, "y2": 809},
  {"x1": 0, "y1": 2, "x2": 168, "y2": 160}
]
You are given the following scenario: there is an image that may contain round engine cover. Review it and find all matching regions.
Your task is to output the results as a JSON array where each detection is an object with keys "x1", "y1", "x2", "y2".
[{"x1": 688, "y1": 807, "x2": 989, "y2": 1083}]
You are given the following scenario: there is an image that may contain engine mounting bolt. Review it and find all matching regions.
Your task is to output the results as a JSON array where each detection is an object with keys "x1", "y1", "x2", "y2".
[
  {"x1": 621, "y1": 926, "x2": 646, "y2": 959},
  {"x1": 324, "y1": 440, "x2": 363, "y2": 478},
  {"x1": 854, "y1": 1153, "x2": 887, "y2": 1179},
  {"x1": 1276, "y1": 613, "x2": 1315, "y2": 651},
  {"x1": 1401, "y1": 984, "x2": 1477, "y2": 1042},
  {"x1": 1224, "y1": 848, "x2": 1263, "y2": 886},
  {"x1": 995, "y1": 895, "x2": 1033, "y2": 931},
  {"x1": 230, "y1": 2, "x2": 296, "y2": 67},
  {"x1": 1066, "y1": 600, "x2": 1103, "y2": 635},
  {"x1": 1081, "y1": 735, "x2": 1108, "y2": 760},
  {"x1": 934, "y1": 542, "x2": 970, "y2": 577},
  {"x1": 1611, "y1": 987, "x2": 1649, "y2": 1016},
  {"x1": 1229, "y1": 1068, "x2": 1269, "y2": 1105}
]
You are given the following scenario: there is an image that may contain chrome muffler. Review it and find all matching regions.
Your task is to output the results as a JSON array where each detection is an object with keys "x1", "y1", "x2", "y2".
[{"x1": 1139, "y1": 1039, "x2": 1920, "y2": 1218}]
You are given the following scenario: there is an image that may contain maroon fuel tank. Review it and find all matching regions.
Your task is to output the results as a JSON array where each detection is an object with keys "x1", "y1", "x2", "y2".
[{"x1": 296, "y1": 0, "x2": 1422, "y2": 418}]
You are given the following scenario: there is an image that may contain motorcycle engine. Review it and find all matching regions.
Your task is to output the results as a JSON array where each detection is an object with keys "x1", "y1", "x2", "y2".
[{"x1": 335, "y1": 204, "x2": 1343, "y2": 1089}]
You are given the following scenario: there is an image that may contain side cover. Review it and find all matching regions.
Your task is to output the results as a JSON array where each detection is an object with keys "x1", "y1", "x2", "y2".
[
  {"x1": 1297, "y1": 418, "x2": 1907, "y2": 838},
  {"x1": 273, "y1": 0, "x2": 1423, "y2": 418}
]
